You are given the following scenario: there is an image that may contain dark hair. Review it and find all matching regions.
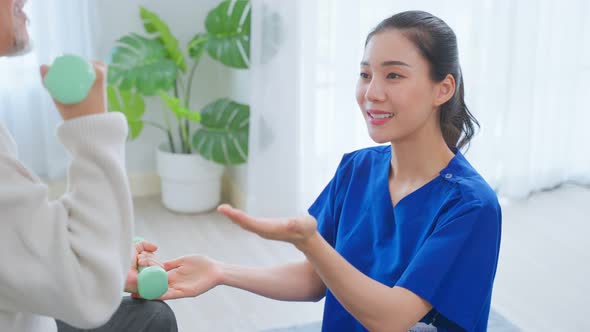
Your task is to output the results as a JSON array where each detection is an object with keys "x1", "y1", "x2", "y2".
[{"x1": 365, "y1": 10, "x2": 479, "y2": 150}]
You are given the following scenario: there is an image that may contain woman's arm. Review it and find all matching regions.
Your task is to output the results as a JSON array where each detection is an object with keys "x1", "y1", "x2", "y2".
[
  {"x1": 160, "y1": 256, "x2": 325, "y2": 302},
  {"x1": 297, "y1": 232, "x2": 431, "y2": 332},
  {"x1": 218, "y1": 206, "x2": 431, "y2": 332},
  {"x1": 220, "y1": 260, "x2": 325, "y2": 302}
]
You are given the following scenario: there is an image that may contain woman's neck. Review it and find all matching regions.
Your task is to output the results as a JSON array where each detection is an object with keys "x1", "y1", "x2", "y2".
[{"x1": 389, "y1": 127, "x2": 455, "y2": 183}]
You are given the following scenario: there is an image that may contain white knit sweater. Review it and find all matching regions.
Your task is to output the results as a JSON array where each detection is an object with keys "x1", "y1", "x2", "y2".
[{"x1": 0, "y1": 113, "x2": 133, "y2": 331}]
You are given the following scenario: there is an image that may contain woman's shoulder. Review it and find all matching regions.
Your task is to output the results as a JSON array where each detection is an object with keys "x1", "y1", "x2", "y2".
[
  {"x1": 327, "y1": 145, "x2": 389, "y2": 187},
  {"x1": 441, "y1": 151, "x2": 499, "y2": 209},
  {"x1": 339, "y1": 145, "x2": 390, "y2": 167},
  {"x1": 436, "y1": 177, "x2": 501, "y2": 236}
]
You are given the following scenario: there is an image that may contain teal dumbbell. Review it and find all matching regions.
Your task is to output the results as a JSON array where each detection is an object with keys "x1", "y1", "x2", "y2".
[
  {"x1": 133, "y1": 236, "x2": 168, "y2": 300},
  {"x1": 43, "y1": 54, "x2": 96, "y2": 104}
]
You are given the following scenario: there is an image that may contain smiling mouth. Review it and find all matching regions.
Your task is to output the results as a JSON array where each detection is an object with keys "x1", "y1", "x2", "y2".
[{"x1": 367, "y1": 112, "x2": 394, "y2": 119}]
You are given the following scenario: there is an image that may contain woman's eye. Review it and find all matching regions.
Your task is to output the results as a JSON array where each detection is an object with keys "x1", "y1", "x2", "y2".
[
  {"x1": 360, "y1": 72, "x2": 370, "y2": 79},
  {"x1": 387, "y1": 73, "x2": 401, "y2": 79}
]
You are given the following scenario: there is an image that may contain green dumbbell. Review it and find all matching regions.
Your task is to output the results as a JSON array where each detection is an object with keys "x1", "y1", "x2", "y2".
[
  {"x1": 43, "y1": 54, "x2": 96, "y2": 104},
  {"x1": 133, "y1": 236, "x2": 168, "y2": 300}
]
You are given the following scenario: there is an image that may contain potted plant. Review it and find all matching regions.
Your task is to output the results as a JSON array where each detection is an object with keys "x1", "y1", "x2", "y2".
[{"x1": 107, "y1": 0, "x2": 251, "y2": 213}]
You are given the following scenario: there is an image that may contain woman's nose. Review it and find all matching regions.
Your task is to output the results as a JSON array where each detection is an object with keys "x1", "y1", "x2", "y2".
[{"x1": 365, "y1": 79, "x2": 386, "y2": 102}]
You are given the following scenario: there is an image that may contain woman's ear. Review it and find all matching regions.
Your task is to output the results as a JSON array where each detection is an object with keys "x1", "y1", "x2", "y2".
[{"x1": 434, "y1": 74, "x2": 456, "y2": 107}]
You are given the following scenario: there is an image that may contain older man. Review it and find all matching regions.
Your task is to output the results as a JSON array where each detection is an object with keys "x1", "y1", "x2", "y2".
[{"x1": 0, "y1": 0, "x2": 177, "y2": 331}]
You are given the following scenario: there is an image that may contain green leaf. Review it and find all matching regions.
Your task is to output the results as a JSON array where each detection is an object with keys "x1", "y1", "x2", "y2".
[
  {"x1": 191, "y1": 98, "x2": 249, "y2": 164},
  {"x1": 140, "y1": 6, "x2": 186, "y2": 71},
  {"x1": 108, "y1": 85, "x2": 146, "y2": 139},
  {"x1": 128, "y1": 120, "x2": 145, "y2": 140},
  {"x1": 187, "y1": 32, "x2": 208, "y2": 62},
  {"x1": 158, "y1": 91, "x2": 202, "y2": 122},
  {"x1": 108, "y1": 33, "x2": 177, "y2": 95},
  {"x1": 205, "y1": 0, "x2": 251, "y2": 69}
]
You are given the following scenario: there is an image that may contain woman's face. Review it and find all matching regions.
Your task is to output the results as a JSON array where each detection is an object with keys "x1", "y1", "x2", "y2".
[{"x1": 356, "y1": 29, "x2": 446, "y2": 145}]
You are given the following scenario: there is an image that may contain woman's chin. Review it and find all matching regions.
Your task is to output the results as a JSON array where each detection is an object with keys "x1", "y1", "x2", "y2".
[{"x1": 367, "y1": 131, "x2": 393, "y2": 145}]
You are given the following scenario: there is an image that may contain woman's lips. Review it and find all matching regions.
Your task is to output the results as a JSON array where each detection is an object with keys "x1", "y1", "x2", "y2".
[{"x1": 367, "y1": 110, "x2": 394, "y2": 125}]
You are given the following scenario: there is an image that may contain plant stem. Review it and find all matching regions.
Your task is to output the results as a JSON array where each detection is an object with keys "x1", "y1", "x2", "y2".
[
  {"x1": 178, "y1": 76, "x2": 192, "y2": 153},
  {"x1": 174, "y1": 82, "x2": 185, "y2": 152},
  {"x1": 181, "y1": 60, "x2": 201, "y2": 155},
  {"x1": 167, "y1": 131, "x2": 175, "y2": 153},
  {"x1": 185, "y1": 59, "x2": 200, "y2": 109},
  {"x1": 175, "y1": 81, "x2": 191, "y2": 153},
  {"x1": 177, "y1": 76, "x2": 186, "y2": 100},
  {"x1": 143, "y1": 121, "x2": 169, "y2": 133},
  {"x1": 162, "y1": 100, "x2": 176, "y2": 153},
  {"x1": 185, "y1": 119, "x2": 191, "y2": 152}
]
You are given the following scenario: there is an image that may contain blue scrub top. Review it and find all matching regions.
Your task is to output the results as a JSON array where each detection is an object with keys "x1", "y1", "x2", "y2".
[{"x1": 308, "y1": 145, "x2": 502, "y2": 332}]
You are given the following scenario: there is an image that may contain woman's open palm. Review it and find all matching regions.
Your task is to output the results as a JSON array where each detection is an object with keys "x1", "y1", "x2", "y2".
[
  {"x1": 217, "y1": 204, "x2": 318, "y2": 245},
  {"x1": 158, "y1": 255, "x2": 222, "y2": 300}
]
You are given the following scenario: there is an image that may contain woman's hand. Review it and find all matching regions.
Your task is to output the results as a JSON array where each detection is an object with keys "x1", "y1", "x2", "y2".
[
  {"x1": 217, "y1": 204, "x2": 318, "y2": 246},
  {"x1": 158, "y1": 255, "x2": 223, "y2": 300}
]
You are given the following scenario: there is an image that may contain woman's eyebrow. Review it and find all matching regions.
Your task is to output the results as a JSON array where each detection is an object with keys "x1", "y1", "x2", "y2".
[{"x1": 360, "y1": 60, "x2": 411, "y2": 67}]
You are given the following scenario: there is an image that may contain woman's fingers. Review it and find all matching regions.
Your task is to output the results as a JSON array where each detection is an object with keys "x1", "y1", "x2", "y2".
[
  {"x1": 218, "y1": 204, "x2": 288, "y2": 239},
  {"x1": 158, "y1": 288, "x2": 185, "y2": 301},
  {"x1": 163, "y1": 257, "x2": 185, "y2": 271}
]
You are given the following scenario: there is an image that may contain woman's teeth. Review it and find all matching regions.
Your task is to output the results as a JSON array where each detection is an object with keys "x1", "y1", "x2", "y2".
[{"x1": 369, "y1": 113, "x2": 393, "y2": 119}]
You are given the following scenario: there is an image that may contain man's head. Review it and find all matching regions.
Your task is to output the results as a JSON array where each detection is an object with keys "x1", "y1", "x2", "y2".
[{"x1": 0, "y1": 0, "x2": 29, "y2": 56}]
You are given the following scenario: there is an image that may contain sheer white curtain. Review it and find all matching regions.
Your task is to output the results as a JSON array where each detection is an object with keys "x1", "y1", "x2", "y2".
[
  {"x1": 247, "y1": 0, "x2": 371, "y2": 216},
  {"x1": 247, "y1": 0, "x2": 590, "y2": 215},
  {"x1": 0, "y1": 0, "x2": 98, "y2": 179}
]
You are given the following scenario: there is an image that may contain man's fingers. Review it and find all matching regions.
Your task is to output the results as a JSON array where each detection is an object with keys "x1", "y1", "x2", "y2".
[
  {"x1": 91, "y1": 60, "x2": 107, "y2": 82},
  {"x1": 39, "y1": 65, "x2": 49, "y2": 80},
  {"x1": 138, "y1": 253, "x2": 162, "y2": 267},
  {"x1": 134, "y1": 240, "x2": 158, "y2": 254}
]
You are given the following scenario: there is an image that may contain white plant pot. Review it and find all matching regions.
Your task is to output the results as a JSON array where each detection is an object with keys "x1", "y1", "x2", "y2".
[{"x1": 156, "y1": 144, "x2": 224, "y2": 214}]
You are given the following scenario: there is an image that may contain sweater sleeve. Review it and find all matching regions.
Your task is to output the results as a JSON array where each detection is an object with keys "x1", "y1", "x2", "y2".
[{"x1": 0, "y1": 113, "x2": 133, "y2": 329}]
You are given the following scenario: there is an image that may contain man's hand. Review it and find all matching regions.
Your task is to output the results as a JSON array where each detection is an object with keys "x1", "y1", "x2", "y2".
[
  {"x1": 40, "y1": 60, "x2": 108, "y2": 120},
  {"x1": 124, "y1": 240, "x2": 163, "y2": 294}
]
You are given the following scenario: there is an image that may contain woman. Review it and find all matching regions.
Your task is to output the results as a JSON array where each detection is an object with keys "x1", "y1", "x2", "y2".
[{"x1": 146, "y1": 11, "x2": 501, "y2": 332}]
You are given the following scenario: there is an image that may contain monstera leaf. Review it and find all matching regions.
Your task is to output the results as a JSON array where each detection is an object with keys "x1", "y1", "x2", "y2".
[
  {"x1": 107, "y1": 85, "x2": 146, "y2": 139},
  {"x1": 204, "y1": 0, "x2": 251, "y2": 68},
  {"x1": 187, "y1": 32, "x2": 208, "y2": 62},
  {"x1": 108, "y1": 33, "x2": 177, "y2": 95},
  {"x1": 159, "y1": 91, "x2": 201, "y2": 122},
  {"x1": 192, "y1": 98, "x2": 249, "y2": 164},
  {"x1": 140, "y1": 6, "x2": 186, "y2": 72}
]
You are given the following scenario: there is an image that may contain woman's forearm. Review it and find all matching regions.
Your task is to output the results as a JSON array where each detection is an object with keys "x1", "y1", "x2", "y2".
[
  {"x1": 296, "y1": 232, "x2": 430, "y2": 332},
  {"x1": 219, "y1": 260, "x2": 326, "y2": 302}
]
